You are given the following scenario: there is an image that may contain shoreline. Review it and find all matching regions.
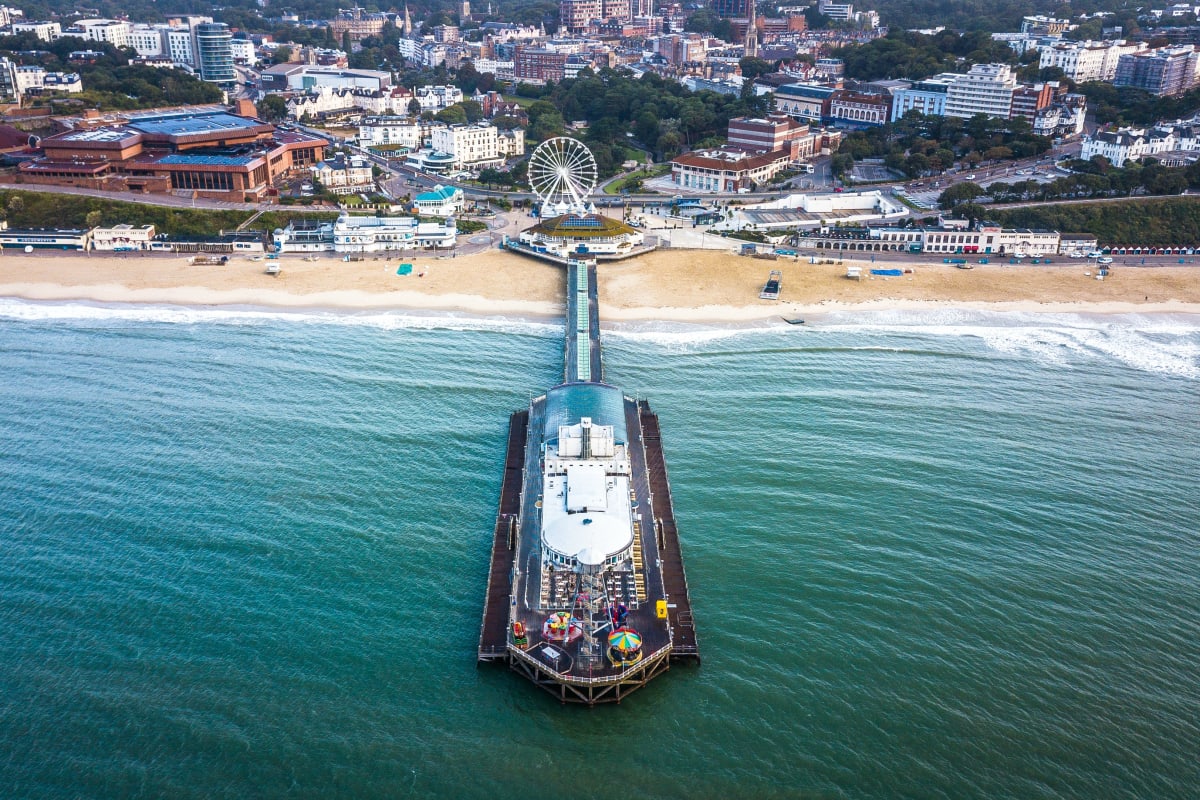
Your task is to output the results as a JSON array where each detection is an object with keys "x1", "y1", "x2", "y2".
[{"x1": 2, "y1": 248, "x2": 1199, "y2": 325}]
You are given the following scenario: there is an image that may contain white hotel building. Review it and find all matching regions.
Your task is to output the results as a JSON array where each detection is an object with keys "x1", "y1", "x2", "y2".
[
  {"x1": 358, "y1": 117, "x2": 423, "y2": 150},
  {"x1": 1038, "y1": 40, "x2": 1144, "y2": 83},
  {"x1": 944, "y1": 63, "x2": 1017, "y2": 120},
  {"x1": 429, "y1": 122, "x2": 524, "y2": 170},
  {"x1": 273, "y1": 215, "x2": 458, "y2": 253}
]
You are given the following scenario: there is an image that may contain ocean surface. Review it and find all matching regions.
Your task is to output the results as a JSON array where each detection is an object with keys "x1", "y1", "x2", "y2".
[{"x1": 1, "y1": 299, "x2": 1198, "y2": 800}]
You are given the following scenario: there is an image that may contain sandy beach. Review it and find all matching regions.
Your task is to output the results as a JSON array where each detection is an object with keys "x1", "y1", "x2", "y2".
[{"x1": 1, "y1": 248, "x2": 1198, "y2": 321}]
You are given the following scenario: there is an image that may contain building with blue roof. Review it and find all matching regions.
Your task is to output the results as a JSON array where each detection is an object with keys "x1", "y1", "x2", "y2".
[
  {"x1": 414, "y1": 184, "x2": 464, "y2": 217},
  {"x1": 18, "y1": 108, "x2": 326, "y2": 201},
  {"x1": 774, "y1": 83, "x2": 837, "y2": 122}
]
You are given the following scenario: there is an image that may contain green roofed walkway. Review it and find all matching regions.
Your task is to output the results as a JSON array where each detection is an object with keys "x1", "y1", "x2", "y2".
[{"x1": 563, "y1": 258, "x2": 604, "y2": 384}]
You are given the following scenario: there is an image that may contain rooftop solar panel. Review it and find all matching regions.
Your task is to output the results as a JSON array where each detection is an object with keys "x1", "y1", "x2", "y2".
[
  {"x1": 157, "y1": 154, "x2": 258, "y2": 166},
  {"x1": 127, "y1": 112, "x2": 262, "y2": 137}
]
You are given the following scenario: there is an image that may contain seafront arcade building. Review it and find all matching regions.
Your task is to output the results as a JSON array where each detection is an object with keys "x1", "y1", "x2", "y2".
[
  {"x1": 16, "y1": 109, "x2": 326, "y2": 202},
  {"x1": 272, "y1": 213, "x2": 458, "y2": 253},
  {"x1": 516, "y1": 213, "x2": 645, "y2": 259}
]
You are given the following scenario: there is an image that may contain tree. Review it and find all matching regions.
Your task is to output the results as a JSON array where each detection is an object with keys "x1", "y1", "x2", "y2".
[
  {"x1": 408, "y1": 97, "x2": 421, "y2": 116},
  {"x1": 460, "y1": 99, "x2": 484, "y2": 123},
  {"x1": 739, "y1": 57, "x2": 775, "y2": 83},
  {"x1": 938, "y1": 182, "x2": 985, "y2": 209},
  {"x1": 805, "y1": 6, "x2": 831, "y2": 29},
  {"x1": 456, "y1": 62, "x2": 481, "y2": 93},
  {"x1": 271, "y1": 46, "x2": 292, "y2": 65},
  {"x1": 434, "y1": 104, "x2": 468, "y2": 124},
  {"x1": 85, "y1": 210, "x2": 103, "y2": 229},
  {"x1": 492, "y1": 115, "x2": 523, "y2": 130},
  {"x1": 258, "y1": 95, "x2": 288, "y2": 122},
  {"x1": 526, "y1": 100, "x2": 565, "y2": 142}
]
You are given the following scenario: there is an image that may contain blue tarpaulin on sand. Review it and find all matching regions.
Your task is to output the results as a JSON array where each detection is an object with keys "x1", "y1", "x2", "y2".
[
  {"x1": 870, "y1": 269, "x2": 903, "y2": 276},
  {"x1": 397, "y1": 263, "x2": 413, "y2": 275}
]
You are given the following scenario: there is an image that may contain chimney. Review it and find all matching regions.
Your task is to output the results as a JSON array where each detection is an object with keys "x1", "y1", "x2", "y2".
[{"x1": 234, "y1": 98, "x2": 258, "y2": 118}]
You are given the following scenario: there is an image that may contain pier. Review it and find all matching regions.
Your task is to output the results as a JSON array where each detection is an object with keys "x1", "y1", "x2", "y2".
[
  {"x1": 477, "y1": 409, "x2": 528, "y2": 662},
  {"x1": 477, "y1": 253, "x2": 700, "y2": 703}
]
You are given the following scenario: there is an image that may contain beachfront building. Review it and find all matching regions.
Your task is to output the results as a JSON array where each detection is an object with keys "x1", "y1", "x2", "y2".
[
  {"x1": 91, "y1": 224, "x2": 156, "y2": 250},
  {"x1": 828, "y1": 91, "x2": 891, "y2": 127},
  {"x1": 194, "y1": 22, "x2": 235, "y2": 85},
  {"x1": 311, "y1": 152, "x2": 375, "y2": 195},
  {"x1": 670, "y1": 146, "x2": 791, "y2": 192},
  {"x1": 271, "y1": 219, "x2": 335, "y2": 252},
  {"x1": 903, "y1": 225, "x2": 1060, "y2": 254},
  {"x1": 12, "y1": 65, "x2": 83, "y2": 98},
  {"x1": 774, "y1": 84, "x2": 836, "y2": 123},
  {"x1": 17, "y1": 108, "x2": 325, "y2": 202},
  {"x1": 715, "y1": 190, "x2": 907, "y2": 232},
  {"x1": 1079, "y1": 122, "x2": 1200, "y2": 165},
  {"x1": 516, "y1": 213, "x2": 644, "y2": 258},
  {"x1": 890, "y1": 74, "x2": 957, "y2": 121},
  {"x1": 66, "y1": 18, "x2": 132, "y2": 48},
  {"x1": 944, "y1": 64, "x2": 1017, "y2": 120},
  {"x1": 273, "y1": 214, "x2": 458, "y2": 253},
  {"x1": 1037, "y1": 40, "x2": 1144, "y2": 83},
  {"x1": 0, "y1": 226, "x2": 91, "y2": 250},
  {"x1": 414, "y1": 185, "x2": 465, "y2": 217},
  {"x1": 726, "y1": 113, "x2": 838, "y2": 162},
  {"x1": 429, "y1": 122, "x2": 521, "y2": 170},
  {"x1": 357, "y1": 117, "x2": 423, "y2": 151},
  {"x1": 333, "y1": 214, "x2": 457, "y2": 252},
  {"x1": 414, "y1": 84, "x2": 464, "y2": 112},
  {"x1": 1113, "y1": 46, "x2": 1200, "y2": 97},
  {"x1": 1059, "y1": 233, "x2": 1099, "y2": 254},
  {"x1": 260, "y1": 64, "x2": 392, "y2": 93}
]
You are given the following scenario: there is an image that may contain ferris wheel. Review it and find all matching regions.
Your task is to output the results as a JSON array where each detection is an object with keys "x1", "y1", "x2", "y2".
[{"x1": 528, "y1": 137, "x2": 598, "y2": 216}]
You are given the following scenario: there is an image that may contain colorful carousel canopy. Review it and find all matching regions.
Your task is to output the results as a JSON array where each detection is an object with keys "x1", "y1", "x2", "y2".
[{"x1": 608, "y1": 627, "x2": 642, "y2": 652}]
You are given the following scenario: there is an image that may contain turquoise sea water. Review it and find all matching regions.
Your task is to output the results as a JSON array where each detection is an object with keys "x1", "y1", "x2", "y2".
[{"x1": 1, "y1": 300, "x2": 1198, "y2": 799}]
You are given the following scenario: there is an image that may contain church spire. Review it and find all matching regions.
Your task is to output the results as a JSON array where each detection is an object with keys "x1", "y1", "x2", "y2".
[{"x1": 744, "y1": 0, "x2": 758, "y2": 58}]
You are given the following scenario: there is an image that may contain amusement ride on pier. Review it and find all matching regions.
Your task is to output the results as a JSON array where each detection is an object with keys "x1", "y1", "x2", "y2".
[{"x1": 477, "y1": 140, "x2": 700, "y2": 704}]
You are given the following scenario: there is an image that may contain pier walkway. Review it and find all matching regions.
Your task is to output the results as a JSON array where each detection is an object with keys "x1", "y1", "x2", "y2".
[
  {"x1": 563, "y1": 259, "x2": 604, "y2": 384},
  {"x1": 477, "y1": 409, "x2": 529, "y2": 661},
  {"x1": 477, "y1": 252, "x2": 700, "y2": 695},
  {"x1": 639, "y1": 401, "x2": 700, "y2": 661}
]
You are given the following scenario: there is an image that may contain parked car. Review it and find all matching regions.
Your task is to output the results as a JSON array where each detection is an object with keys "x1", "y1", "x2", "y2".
[{"x1": 1098, "y1": 256, "x2": 1114, "y2": 264}]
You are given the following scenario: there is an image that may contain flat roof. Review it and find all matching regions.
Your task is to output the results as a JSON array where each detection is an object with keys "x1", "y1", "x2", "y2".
[
  {"x1": 56, "y1": 128, "x2": 138, "y2": 143},
  {"x1": 157, "y1": 153, "x2": 260, "y2": 166},
  {"x1": 127, "y1": 112, "x2": 263, "y2": 137}
]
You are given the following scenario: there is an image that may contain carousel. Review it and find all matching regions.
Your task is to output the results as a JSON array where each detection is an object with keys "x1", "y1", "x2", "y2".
[
  {"x1": 607, "y1": 627, "x2": 643, "y2": 667},
  {"x1": 542, "y1": 611, "x2": 584, "y2": 643}
]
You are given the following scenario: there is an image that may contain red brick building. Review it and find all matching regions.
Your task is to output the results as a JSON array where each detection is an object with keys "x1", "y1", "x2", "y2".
[
  {"x1": 514, "y1": 47, "x2": 568, "y2": 82},
  {"x1": 17, "y1": 109, "x2": 325, "y2": 202},
  {"x1": 670, "y1": 146, "x2": 791, "y2": 192}
]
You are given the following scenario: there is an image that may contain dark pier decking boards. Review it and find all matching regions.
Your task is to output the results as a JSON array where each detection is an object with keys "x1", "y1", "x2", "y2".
[
  {"x1": 477, "y1": 409, "x2": 528, "y2": 662},
  {"x1": 638, "y1": 402, "x2": 699, "y2": 660},
  {"x1": 478, "y1": 258, "x2": 700, "y2": 703}
]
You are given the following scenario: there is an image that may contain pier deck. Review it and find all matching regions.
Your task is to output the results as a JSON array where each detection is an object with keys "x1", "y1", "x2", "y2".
[
  {"x1": 477, "y1": 409, "x2": 529, "y2": 661},
  {"x1": 563, "y1": 259, "x2": 604, "y2": 384},
  {"x1": 639, "y1": 401, "x2": 700, "y2": 661},
  {"x1": 478, "y1": 254, "x2": 699, "y2": 701}
]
